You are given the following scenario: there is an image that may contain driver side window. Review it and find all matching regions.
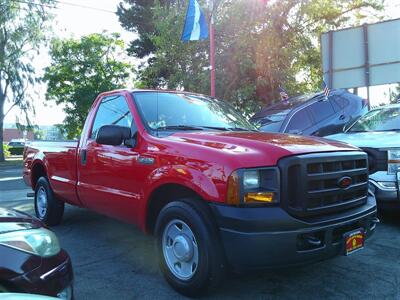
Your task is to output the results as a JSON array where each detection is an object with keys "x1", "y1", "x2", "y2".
[
  {"x1": 286, "y1": 109, "x2": 313, "y2": 133},
  {"x1": 90, "y1": 95, "x2": 133, "y2": 139}
]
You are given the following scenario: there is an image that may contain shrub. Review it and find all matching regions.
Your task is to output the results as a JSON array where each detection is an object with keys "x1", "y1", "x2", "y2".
[{"x1": 3, "y1": 143, "x2": 11, "y2": 158}]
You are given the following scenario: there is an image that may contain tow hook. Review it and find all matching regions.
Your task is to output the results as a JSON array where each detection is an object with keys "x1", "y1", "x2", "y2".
[
  {"x1": 371, "y1": 217, "x2": 380, "y2": 230},
  {"x1": 297, "y1": 233, "x2": 324, "y2": 250},
  {"x1": 303, "y1": 234, "x2": 322, "y2": 247}
]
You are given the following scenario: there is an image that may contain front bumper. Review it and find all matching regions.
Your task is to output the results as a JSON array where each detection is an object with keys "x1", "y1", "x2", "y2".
[
  {"x1": 369, "y1": 179, "x2": 400, "y2": 207},
  {"x1": 11, "y1": 249, "x2": 73, "y2": 299},
  {"x1": 210, "y1": 195, "x2": 377, "y2": 271}
]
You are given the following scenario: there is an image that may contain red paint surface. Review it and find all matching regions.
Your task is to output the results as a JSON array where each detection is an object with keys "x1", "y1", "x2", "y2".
[{"x1": 23, "y1": 90, "x2": 359, "y2": 232}]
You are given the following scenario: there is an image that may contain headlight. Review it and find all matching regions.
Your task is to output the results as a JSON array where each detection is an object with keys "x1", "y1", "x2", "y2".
[
  {"x1": 243, "y1": 170, "x2": 260, "y2": 189},
  {"x1": 227, "y1": 168, "x2": 280, "y2": 205},
  {"x1": 388, "y1": 149, "x2": 400, "y2": 175},
  {"x1": 0, "y1": 228, "x2": 61, "y2": 257}
]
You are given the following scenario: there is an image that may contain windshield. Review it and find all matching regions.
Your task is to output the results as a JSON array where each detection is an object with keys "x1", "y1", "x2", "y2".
[
  {"x1": 8, "y1": 142, "x2": 25, "y2": 147},
  {"x1": 349, "y1": 106, "x2": 400, "y2": 132},
  {"x1": 133, "y1": 92, "x2": 257, "y2": 131},
  {"x1": 254, "y1": 110, "x2": 288, "y2": 132}
]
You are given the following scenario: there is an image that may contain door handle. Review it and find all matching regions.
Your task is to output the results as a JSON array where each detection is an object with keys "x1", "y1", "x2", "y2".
[
  {"x1": 339, "y1": 114, "x2": 346, "y2": 120},
  {"x1": 81, "y1": 149, "x2": 87, "y2": 166}
]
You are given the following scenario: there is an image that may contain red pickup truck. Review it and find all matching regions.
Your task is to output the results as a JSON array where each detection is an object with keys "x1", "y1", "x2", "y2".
[{"x1": 24, "y1": 90, "x2": 378, "y2": 296}]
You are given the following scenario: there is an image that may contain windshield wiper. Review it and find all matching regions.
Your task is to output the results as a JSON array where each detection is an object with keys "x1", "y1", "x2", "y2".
[
  {"x1": 350, "y1": 129, "x2": 400, "y2": 133},
  {"x1": 227, "y1": 127, "x2": 257, "y2": 132},
  {"x1": 378, "y1": 128, "x2": 400, "y2": 132},
  {"x1": 195, "y1": 126, "x2": 256, "y2": 132},
  {"x1": 198, "y1": 126, "x2": 230, "y2": 131},
  {"x1": 157, "y1": 125, "x2": 205, "y2": 131},
  {"x1": 158, "y1": 125, "x2": 231, "y2": 131},
  {"x1": 156, "y1": 125, "x2": 256, "y2": 132}
]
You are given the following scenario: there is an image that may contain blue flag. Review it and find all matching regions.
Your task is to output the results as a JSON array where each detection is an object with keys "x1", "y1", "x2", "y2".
[{"x1": 181, "y1": 0, "x2": 209, "y2": 41}]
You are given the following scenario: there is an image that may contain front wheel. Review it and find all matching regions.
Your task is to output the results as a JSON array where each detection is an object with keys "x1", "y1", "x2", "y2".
[
  {"x1": 34, "y1": 177, "x2": 64, "y2": 226},
  {"x1": 0, "y1": 283, "x2": 9, "y2": 293},
  {"x1": 155, "y1": 200, "x2": 225, "y2": 297}
]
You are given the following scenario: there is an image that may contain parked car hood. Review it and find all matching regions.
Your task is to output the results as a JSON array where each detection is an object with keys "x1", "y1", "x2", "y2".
[
  {"x1": 0, "y1": 207, "x2": 42, "y2": 234},
  {"x1": 326, "y1": 131, "x2": 400, "y2": 149},
  {"x1": 166, "y1": 131, "x2": 358, "y2": 167}
]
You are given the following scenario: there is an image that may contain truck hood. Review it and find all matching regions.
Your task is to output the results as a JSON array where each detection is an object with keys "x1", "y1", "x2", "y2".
[
  {"x1": 326, "y1": 131, "x2": 400, "y2": 149},
  {"x1": 166, "y1": 131, "x2": 358, "y2": 167}
]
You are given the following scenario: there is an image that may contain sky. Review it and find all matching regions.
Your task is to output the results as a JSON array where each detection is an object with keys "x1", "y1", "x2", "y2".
[
  {"x1": 4, "y1": 0, "x2": 400, "y2": 126},
  {"x1": 4, "y1": 0, "x2": 135, "y2": 126}
]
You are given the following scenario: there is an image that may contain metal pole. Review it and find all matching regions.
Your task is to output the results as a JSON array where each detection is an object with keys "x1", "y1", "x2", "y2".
[
  {"x1": 328, "y1": 31, "x2": 333, "y2": 90},
  {"x1": 363, "y1": 23, "x2": 371, "y2": 110},
  {"x1": 209, "y1": 0, "x2": 215, "y2": 97}
]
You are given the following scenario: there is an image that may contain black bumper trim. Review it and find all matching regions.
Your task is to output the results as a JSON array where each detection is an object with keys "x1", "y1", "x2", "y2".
[{"x1": 210, "y1": 196, "x2": 377, "y2": 271}]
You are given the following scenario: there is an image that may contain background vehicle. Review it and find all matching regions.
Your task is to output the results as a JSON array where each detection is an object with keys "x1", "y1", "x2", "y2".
[
  {"x1": 23, "y1": 90, "x2": 377, "y2": 296},
  {"x1": 326, "y1": 104, "x2": 400, "y2": 208},
  {"x1": 7, "y1": 140, "x2": 26, "y2": 155},
  {"x1": 251, "y1": 89, "x2": 368, "y2": 137},
  {"x1": 0, "y1": 207, "x2": 73, "y2": 299}
]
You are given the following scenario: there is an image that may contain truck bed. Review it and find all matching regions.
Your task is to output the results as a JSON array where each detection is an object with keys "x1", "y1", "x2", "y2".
[{"x1": 24, "y1": 140, "x2": 80, "y2": 205}]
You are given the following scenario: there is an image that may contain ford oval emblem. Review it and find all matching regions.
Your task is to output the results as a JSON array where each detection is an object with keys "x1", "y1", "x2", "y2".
[{"x1": 338, "y1": 176, "x2": 352, "y2": 189}]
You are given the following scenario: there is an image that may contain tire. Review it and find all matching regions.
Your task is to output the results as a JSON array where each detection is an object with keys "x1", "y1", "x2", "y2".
[
  {"x1": 0, "y1": 283, "x2": 8, "y2": 292},
  {"x1": 34, "y1": 177, "x2": 64, "y2": 226},
  {"x1": 155, "y1": 199, "x2": 225, "y2": 297}
]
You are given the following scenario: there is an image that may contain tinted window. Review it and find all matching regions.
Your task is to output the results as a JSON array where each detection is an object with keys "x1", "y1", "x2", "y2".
[
  {"x1": 330, "y1": 95, "x2": 349, "y2": 112},
  {"x1": 259, "y1": 121, "x2": 284, "y2": 132},
  {"x1": 133, "y1": 92, "x2": 255, "y2": 131},
  {"x1": 252, "y1": 93, "x2": 318, "y2": 120},
  {"x1": 91, "y1": 95, "x2": 133, "y2": 139},
  {"x1": 8, "y1": 142, "x2": 24, "y2": 147},
  {"x1": 286, "y1": 109, "x2": 313, "y2": 133},
  {"x1": 309, "y1": 101, "x2": 335, "y2": 123}
]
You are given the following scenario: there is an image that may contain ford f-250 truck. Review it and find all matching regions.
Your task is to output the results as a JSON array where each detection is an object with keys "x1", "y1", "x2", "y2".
[{"x1": 23, "y1": 90, "x2": 378, "y2": 296}]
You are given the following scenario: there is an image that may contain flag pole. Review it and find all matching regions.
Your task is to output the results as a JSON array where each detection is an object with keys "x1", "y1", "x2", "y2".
[{"x1": 209, "y1": 0, "x2": 215, "y2": 97}]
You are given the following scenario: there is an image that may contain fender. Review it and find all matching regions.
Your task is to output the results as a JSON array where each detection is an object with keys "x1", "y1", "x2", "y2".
[
  {"x1": 138, "y1": 164, "x2": 225, "y2": 229},
  {"x1": 28, "y1": 151, "x2": 48, "y2": 189}
]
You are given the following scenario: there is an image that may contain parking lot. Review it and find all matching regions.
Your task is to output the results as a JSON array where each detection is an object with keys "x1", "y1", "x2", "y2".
[{"x1": 1, "y1": 164, "x2": 400, "y2": 299}]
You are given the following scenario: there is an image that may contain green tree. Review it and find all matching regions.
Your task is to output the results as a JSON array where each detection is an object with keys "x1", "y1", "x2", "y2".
[
  {"x1": 117, "y1": 0, "x2": 184, "y2": 58},
  {"x1": 44, "y1": 33, "x2": 132, "y2": 138},
  {"x1": 118, "y1": 0, "x2": 384, "y2": 115},
  {"x1": 0, "y1": 0, "x2": 53, "y2": 161}
]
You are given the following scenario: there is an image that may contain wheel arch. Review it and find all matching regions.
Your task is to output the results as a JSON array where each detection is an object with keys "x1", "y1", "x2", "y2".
[
  {"x1": 145, "y1": 183, "x2": 215, "y2": 235},
  {"x1": 31, "y1": 161, "x2": 47, "y2": 189}
]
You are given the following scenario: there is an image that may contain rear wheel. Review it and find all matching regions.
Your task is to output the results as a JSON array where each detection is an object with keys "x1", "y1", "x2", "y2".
[
  {"x1": 34, "y1": 177, "x2": 64, "y2": 226},
  {"x1": 155, "y1": 199, "x2": 225, "y2": 297}
]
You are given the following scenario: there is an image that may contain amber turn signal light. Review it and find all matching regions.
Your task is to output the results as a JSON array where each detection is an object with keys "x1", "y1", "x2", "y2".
[
  {"x1": 244, "y1": 192, "x2": 274, "y2": 203},
  {"x1": 226, "y1": 171, "x2": 240, "y2": 205}
]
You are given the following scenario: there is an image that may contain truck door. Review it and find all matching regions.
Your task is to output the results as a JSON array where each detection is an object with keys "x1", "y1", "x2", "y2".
[{"x1": 77, "y1": 94, "x2": 142, "y2": 222}]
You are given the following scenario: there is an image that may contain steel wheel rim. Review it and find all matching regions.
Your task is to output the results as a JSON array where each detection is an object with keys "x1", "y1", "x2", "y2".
[
  {"x1": 36, "y1": 186, "x2": 48, "y2": 218},
  {"x1": 162, "y1": 219, "x2": 199, "y2": 280}
]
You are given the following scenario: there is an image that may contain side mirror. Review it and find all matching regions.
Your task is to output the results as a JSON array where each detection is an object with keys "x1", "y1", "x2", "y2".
[
  {"x1": 343, "y1": 121, "x2": 354, "y2": 132},
  {"x1": 96, "y1": 125, "x2": 131, "y2": 146}
]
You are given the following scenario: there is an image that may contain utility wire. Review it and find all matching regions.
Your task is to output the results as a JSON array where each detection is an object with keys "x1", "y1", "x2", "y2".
[
  {"x1": 52, "y1": 0, "x2": 116, "y2": 14},
  {"x1": 10, "y1": 0, "x2": 116, "y2": 14}
]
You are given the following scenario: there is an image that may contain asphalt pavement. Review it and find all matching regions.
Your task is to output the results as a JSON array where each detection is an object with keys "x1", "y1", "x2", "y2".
[{"x1": 0, "y1": 165, "x2": 399, "y2": 299}]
